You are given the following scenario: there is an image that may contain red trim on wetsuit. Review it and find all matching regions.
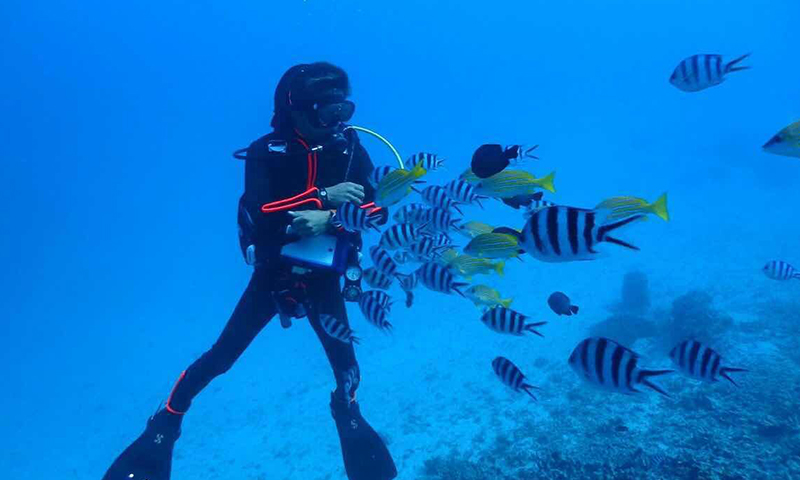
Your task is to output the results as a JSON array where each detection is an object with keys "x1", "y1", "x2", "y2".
[
  {"x1": 165, "y1": 370, "x2": 187, "y2": 415},
  {"x1": 259, "y1": 137, "x2": 322, "y2": 214}
]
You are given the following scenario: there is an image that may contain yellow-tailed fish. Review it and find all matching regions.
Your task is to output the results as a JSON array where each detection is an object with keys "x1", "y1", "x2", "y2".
[
  {"x1": 460, "y1": 167, "x2": 480, "y2": 184},
  {"x1": 456, "y1": 221, "x2": 495, "y2": 239},
  {"x1": 763, "y1": 120, "x2": 800, "y2": 158},
  {"x1": 464, "y1": 233, "x2": 524, "y2": 260},
  {"x1": 475, "y1": 170, "x2": 556, "y2": 198},
  {"x1": 449, "y1": 254, "x2": 505, "y2": 278},
  {"x1": 375, "y1": 163, "x2": 427, "y2": 207},
  {"x1": 465, "y1": 285, "x2": 513, "y2": 309},
  {"x1": 439, "y1": 248, "x2": 461, "y2": 265},
  {"x1": 596, "y1": 193, "x2": 669, "y2": 222}
]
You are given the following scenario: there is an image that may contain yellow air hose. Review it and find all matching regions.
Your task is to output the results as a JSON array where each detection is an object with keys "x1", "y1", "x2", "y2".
[{"x1": 345, "y1": 125, "x2": 405, "y2": 169}]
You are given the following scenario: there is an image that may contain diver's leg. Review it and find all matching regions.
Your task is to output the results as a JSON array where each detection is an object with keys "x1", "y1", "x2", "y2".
[
  {"x1": 102, "y1": 268, "x2": 277, "y2": 480},
  {"x1": 306, "y1": 275, "x2": 398, "y2": 480}
]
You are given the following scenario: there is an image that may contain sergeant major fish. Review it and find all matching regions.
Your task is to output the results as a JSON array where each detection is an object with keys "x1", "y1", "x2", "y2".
[
  {"x1": 369, "y1": 245, "x2": 397, "y2": 276},
  {"x1": 363, "y1": 267, "x2": 393, "y2": 290},
  {"x1": 669, "y1": 340, "x2": 746, "y2": 386},
  {"x1": 669, "y1": 53, "x2": 750, "y2": 93},
  {"x1": 568, "y1": 337, "x2": 672, "y2": 396},
  {"x1": 444, "y1": 179, "x2": 487, "y2": 208},
  {"x1": 420, "y1": 185, "x2": 463, "y2": 214},
  {"x1": 492, "y1": 356, "x2": 540, "y2": 401},
  {"x1": 358, "y1": 293, "x2": 392, "y2": 331},
  {"x1": 320, "y1": 314, "x2": 359, "y2": 345},
  {"x1": 380, "y1": 223, "x2": 429, "y2": 250},
  {"x1": 334, "y1": 202, "x2": 381, "y2": 233},
  {"x1": 762, "y1": 260, "x2": 800, "y2": 281},
  {"x1": 480, "y1": 306, "x2": 546, "y2": 337},
  {"x1": 416, "y1": 262, "x2": 468, "y2": 296},
  {"x1": 407, "y1": 152, "x2": 445, "y2": 171},
  {"x1": 520, "y1": 206, "x2": 644, "y2": 262}
]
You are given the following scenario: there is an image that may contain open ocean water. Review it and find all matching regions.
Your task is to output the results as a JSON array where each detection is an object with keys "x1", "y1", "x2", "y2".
[{"x1": 2, "y1": 1, "x2": 799, "y2": 479}]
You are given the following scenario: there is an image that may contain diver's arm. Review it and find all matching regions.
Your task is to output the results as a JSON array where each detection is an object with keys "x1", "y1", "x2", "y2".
[{"x1": 351, "y1": 142, "x2": 389, "y2": 224}]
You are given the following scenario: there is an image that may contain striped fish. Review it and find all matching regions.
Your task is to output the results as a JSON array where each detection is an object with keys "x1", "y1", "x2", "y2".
[
  {"x1": 393, "y1": 251, "x2": 411, "y2": 265},
  {"x1": 432, "y1": 233, "x2": 454, "y2": 247},
  {"x1": 762, "y1": 260, "x2": 800, "y2": 281},
  {"x1": 407, "y1": 237, "x2": 451, "y2": 260},
  {"x1": 412, "y1": 207, "x2": 461, "y2": 233},
  {"x1": 464, "y1": 233, "x2": 524, "y2": 260},
  {"x1": 416, "y1": 262, "x2": 468, "y2": 296},
  {"x1": 669, "y1": 340, "x2": 746, "y2": 386},
  {"x1": 396, "y1": 272, "x2": 419, "y2": 308},
  {"x1": 393, "y1": 203, "x2": 429, "y2": 223},
  {"x1": 669, "y1": 53, "x2": 750, "y2": 93},
  {"x1": 444, "y1": 179, "x2": 487, "y2": 208},
  {"x1": 363, "y1": 267, "x2": 393, "y2": 290},
  {"x1": 379, "y1": 223, "x2": 428, "y2": 250},
  {"x1": 480, "y1": 306, "x2": 546, "y2": 337},
  {"x1": 407, "y1": 152, "x2": 444, "y2": 171},
  {"x1": 362, "y1": 290, "x2": 393, "y2": 311},
  {"x1": 334, "y1": 202, "x2": 381, "y2": 233},
  {"x1": 492, "y1": 357, "x2": 539, "y2": 400},
  {"x1": 319, "y1": 314, "x2": 359, "y2": 345},
  {"x1": 568, "y1": 337, "x2": 672, "y2": 396},
  {"x1": 420, "y1": 186, "x2": 463, "y2": 215},
  {"x1": 369, "y1": 165, "x2": 396, "y2": 188},
  {"x1": 369, "y1": 245, "x2": 397, "y2": 276},
  {"x1": 520, "y1": 206, "x2": 644, "y2": 262},
  {"x1": 358, "y1": 293, "x2": 392, "y2": 331}
]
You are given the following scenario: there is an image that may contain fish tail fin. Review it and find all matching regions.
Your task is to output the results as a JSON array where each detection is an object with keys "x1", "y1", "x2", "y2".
[
  {"x1": 536, "y1": 171, "x2": 557, "y2": 193},
  {"x1": 410, "y1": 163, "x2": 428, "y2": 177},
  {"x1": 524, "y1": 321, "x2": 547, "y2": 337},
  {"x1": 501, "y1": 298, "x2": 513, "y2": 308},
  {"x1": 413, "y1": 180, "x2": 427, "y2": 185},
  {"x1": 570, "y1": 305, "x2": 580, "y2": 315},
  {"x1": 725, "y1": 53, "x2": 751, "y2": 73},
  {"x1": 452, "y1": 204, "x2": 464, "y2": 215},
  {"x1": 451, "y1": 282, "x2": 469, "y2": 297},
  {"x1": 495, "y1": 261, "x2": 506, "y2": 276},
  {"x1": 521, "y1": 383, "x2": 539, "y2": 401},
  {"x1": 719, "y1": 367, "x2": 747, "y2": 387},
  {"x1": 597, "y1": 214, "x2": 645, "y2": 249},
  {"x1": 637, "y1": 369, "x2": 673, "y2": 397},
  {"x1": 793, "y1": 273, "x2": 800, "y2": 280},
  {"x1": 475, "y1": 196, "x2": 489, "y2": 208},
  {"x1": 523, "y1": 144, "x2": 540, "y2": 159},
  {"x1": 351, "y1": 336, "x2": 361, "y2": 345},
  {"x1": 648, "y1": 193, "x2": 670, "y2": 222},
  {"x1": 405, "y1": 291, "x2": 414, "y2": 308},
  {"x1": 411, "y1": 186, "x2": 422, "y2": 194}
]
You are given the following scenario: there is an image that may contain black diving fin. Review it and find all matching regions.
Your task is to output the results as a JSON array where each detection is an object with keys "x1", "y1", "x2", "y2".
[
  {"x1": 330, "y1": 393, "x2": 397, "y2": 480},
  {"x1": 102, "y1": 409, "x2": 182, "y2": 480}
]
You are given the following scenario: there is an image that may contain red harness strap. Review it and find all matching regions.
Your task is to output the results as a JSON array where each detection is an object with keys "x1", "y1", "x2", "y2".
[{"x1": 260, "y1": 138, "x2": 322, "y2": 213}]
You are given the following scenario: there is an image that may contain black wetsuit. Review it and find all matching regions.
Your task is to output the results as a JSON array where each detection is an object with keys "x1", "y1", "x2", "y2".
[{"x1": 168, "y1": 128, "x2": 378, "y2": 412}]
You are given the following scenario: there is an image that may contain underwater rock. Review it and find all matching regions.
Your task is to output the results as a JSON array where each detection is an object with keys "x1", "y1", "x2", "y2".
[
  {"x1": 611, "y1": 270, "x2": 651, "y2": 315},
  {"x1": 660, "y1": 290, "x2": 733, "y2": 350}
]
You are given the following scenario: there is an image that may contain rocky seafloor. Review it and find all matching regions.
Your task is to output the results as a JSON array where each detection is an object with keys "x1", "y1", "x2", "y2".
[{"x1": 419, "y1": 275, "x2": 800, "y2": 480}]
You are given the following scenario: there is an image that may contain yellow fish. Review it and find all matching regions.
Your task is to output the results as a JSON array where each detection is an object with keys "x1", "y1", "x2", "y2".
[
  {"x1": 460, "y1": 168, "x2": 481, "y2": 184},
  {"x1": 763, "y1": 120, "x2": 800, "y2": 158},
  {"x1": 465, "y1": 285, "x2": 513, "y2": 309},
  {"x1": 475, "y1": 170, "x2": 556, "y2": 198},
  {"x1": 445, "y1": 252, "x2": 505, "y2": 278},
  {"x1": 456, "y1": 221, "x2": 495, "y2": 239},
  {"x1": 596, "y1": 193, "x2": 669, "y2": 222},
  {"x1": 464, "y1": 233, "x2": 523, "y2": 260},
  {"x1": 375, "y1": 163, "x2": 427, "y2": 207}
]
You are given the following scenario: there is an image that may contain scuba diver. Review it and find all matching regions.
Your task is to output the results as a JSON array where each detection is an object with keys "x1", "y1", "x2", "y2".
[{"x1": 102, "y1": 62, "x2": 398, "y2": 480}]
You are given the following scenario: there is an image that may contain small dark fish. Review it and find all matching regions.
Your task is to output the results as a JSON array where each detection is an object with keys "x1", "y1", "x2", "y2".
[
  {"x1": 470, "y1": 144, "x2": 539, "y2": 179},
  {"x1": 492, "y1": 356, "x2": 540, "y2": 400},
  {"x1": 320, "y1": 314, "x2": 359, "y2": 345},
  {"x1": 396, "y1": 272, "x2": 418, "y2": 308},
  {"x1": 501, "y1": 192, "x2": 544, "y2": 210},
  {"x1": 669, "y1": 340, "x2": 746, "y2": 386},
  {"x1": 548, "y1": 291, "x2": 579, "y2": 316}
]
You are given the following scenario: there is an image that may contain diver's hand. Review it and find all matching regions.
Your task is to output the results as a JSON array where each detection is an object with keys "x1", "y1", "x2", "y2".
[
  {"x1": 325, "y1": 182, "x2": 365, "y2": 207},
  {"x1": 288, "y1": 210, "x2": 333, "y2": 237}
]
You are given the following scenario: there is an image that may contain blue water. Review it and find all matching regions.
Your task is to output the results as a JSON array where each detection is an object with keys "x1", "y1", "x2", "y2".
[{"x1": 2, "y1": 1, "x2": 799, "y2": 478}]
